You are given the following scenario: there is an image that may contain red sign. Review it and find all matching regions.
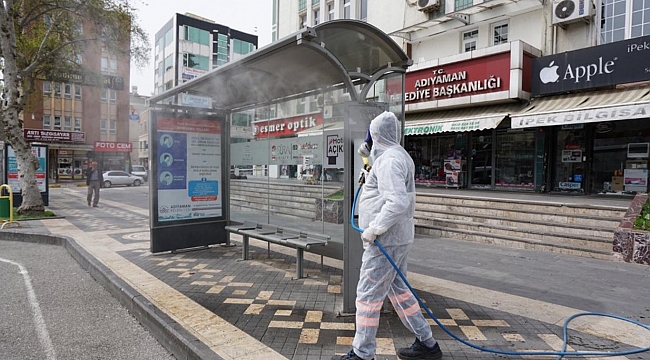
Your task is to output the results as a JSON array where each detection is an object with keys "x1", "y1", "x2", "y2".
[
  {"x1": 405, "y1": 52, "x2": 511, "y2": 104},
  {"x1": 94, "y1": 141, "x2": 132, "y2": 152},
  {"x1": 157, "y1": 118, "x2": 221, "y2": 134},
  {"x1": 253, "y1": 113, "x2": 323, "y2": 138},
  {"x1": 24, "y1": 128, "x2": 85, "y2": 143}
]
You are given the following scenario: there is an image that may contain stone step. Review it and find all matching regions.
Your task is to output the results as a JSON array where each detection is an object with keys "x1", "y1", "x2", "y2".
[
  {"x1": 231, "y1": 196, "x2": 316, "y2": 213},
  {"x1": 416, "y1": 193, "x2": 626, "y2": 219},
  {"x1": 413, "y1": 209, "x2": 615, "y2": 238},
  {"x1": 230, "y1": 191, "x2": 319, "y2": 209},
  {"x1": 414, "y1": 216, "x2": 613, "y2": 252},
  {"x1": 230, "y1": 185, "x2": 328, "y2": 199},
  {"x1": 231, "y1": 204, "x2": 313, "y2": 221},
  {"x1": 415, "y1": 202, "x2": 621, "y2": 229},
  {"x1": 415, "y1": 224, "x2": 613, "y2": 261}
]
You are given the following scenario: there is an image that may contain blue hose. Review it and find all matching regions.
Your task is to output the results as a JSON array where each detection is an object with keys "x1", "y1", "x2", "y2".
[{"x1": 351, "y1": 186, "x2": 650, "y2": 359}]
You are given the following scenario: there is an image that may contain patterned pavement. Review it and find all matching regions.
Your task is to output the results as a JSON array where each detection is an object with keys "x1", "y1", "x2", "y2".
[{"x1": 14, "y1": 187, "x2": 646, "y2": 359}]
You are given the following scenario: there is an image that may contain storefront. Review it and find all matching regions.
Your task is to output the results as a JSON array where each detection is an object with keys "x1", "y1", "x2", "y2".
[
  {"x1": 23, "y1": 128, "x2": 90, "y2": 181},
  {"x1": 404, "y1": 41, "x2": 540, "y2": 190},
  {"x1": 512, "y1": 34, "x2": 650, "y2": 195},
  {"x1": 92, "y1": 141, "x2": 133, "y2": 173}
]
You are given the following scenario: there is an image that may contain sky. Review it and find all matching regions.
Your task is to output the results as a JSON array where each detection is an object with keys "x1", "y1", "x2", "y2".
[{"x1": 129, "y1": 0, "x2": 273, "y2": 96}]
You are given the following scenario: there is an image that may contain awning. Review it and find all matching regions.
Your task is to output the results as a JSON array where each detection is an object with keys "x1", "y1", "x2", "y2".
[
  {"x1": 404, "y1": 104, "x2": 526, "y2": 135},
  {"x1": 511, "y1": 85, "x2": 650, "y2": 129}
]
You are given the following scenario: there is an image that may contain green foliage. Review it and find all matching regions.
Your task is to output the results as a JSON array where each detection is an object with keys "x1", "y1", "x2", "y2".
[
  {"x1": 326, "y1": 189, "x2": 345, "y2": 200},
  {"x1": 633, "y1": 199, "x2": 650, "y2": 231}
]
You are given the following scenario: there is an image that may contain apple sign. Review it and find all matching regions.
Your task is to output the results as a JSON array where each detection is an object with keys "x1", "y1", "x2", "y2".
[{"x1": 539, "y1": 61, "x2": 560, "y2": 84}]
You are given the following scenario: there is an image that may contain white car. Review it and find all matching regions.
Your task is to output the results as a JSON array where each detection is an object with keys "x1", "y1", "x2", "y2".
[
  {"x1": 102, "y1": 171, "x2": 144, "y2": 188},
  {"x1": 131, "y1": 165, "x2": 148, "y2": 182}
]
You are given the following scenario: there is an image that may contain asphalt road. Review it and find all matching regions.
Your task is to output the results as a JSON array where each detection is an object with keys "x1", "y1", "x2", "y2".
[{"x1": 0, "y1": 239, "x2": 174, "y2": 360}]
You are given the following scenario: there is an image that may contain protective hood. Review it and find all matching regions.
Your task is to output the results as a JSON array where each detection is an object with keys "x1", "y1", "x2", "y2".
[{"x1": 369, "y1": 111, "x2": 401, "y2": 158}]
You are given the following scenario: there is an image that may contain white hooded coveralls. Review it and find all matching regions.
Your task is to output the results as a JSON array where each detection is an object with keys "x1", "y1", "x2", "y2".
[{"x1": 352, "y1": 112, "x2": 435, "y2": 359}]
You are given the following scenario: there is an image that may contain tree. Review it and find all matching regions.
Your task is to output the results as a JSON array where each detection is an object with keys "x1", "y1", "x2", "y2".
[{"x1": 0, "y1": 0, "x2": 148, "y2": 215}]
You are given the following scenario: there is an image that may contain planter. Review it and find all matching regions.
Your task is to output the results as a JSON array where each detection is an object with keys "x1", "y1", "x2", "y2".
[
  {"x1": 613, "y1": 193, "x2": 650, "y2": 265},
  {"x1": 315, "y1": 198, "x2": 343, "y2": 224}
]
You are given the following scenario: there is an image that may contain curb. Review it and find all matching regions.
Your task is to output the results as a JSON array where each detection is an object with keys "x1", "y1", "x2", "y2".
[{"x1": 0, "y1": 231, "x2": 221, "y2": 360}]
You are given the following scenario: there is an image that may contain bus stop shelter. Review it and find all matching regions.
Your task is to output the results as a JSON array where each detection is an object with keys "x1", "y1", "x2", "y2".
[{"x1": 148, "y1": 20, "x2": 411, "y2": 313}]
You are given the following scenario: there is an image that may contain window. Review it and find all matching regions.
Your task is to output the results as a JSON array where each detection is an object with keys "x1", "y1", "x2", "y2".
[
  {"x1": 101, "y1": 88, "x2": 107, "y2": 102},
  {"x1": 109, "y1": 59, "x2": 117, "y2": 73},
  {"x1": 74, "y1": 118, "x2": 81, "y2": 131},
  {"x1": 183, "y1": 53, "x2": 210, "y2": 70},
  {"x1": 109, "y1": 90, "x2": 116, "y2": 103},
  {"x1": 101, "y1": 56, "x2": 108, "y2": 72},
  {"x1": 314, "y1": 8, "x2": 320, "y2": 25},
  {"x1": 297, "y1": 97, "x2": 306, "y2": 113},
  {"x1": 492, "y1": 23, "x2": 509, "y2": 45},
  {"x1": 183, "y1": 25, "x2": 210, "y2": 46},
  {"x1": 43, "y1": 115, "x2": 51, "y2": 129},
  {"x1": 360, "y1": 0, "x2": 368, "y2": 21},
  {"x1": 64, "y1": 84, "x2": 71, "y2": 98},
  {"x1": 299, "y1": 0, "x2": 306, "y2": 12},
  {"x1": 600, "y1": 0, "x2": 650, "y2": 43},
  {"x1": 74, "y1": 85, "x2": 82, "y2": 99},
  {"x1": 455, "y1": 0, "x2": 473, "y2": 11},
  {"x1": 54, "y1": 116, "x2": 61, "y2": 130},
  {"x1": 300, "y1": 14, "x2": 307, "y2": 28},
  {"x1": 109, "y1": 120, "x2": 116, "y2": 134},
  {"x1": 164, "y1": 28, "x2": 173, "y2": 47},
  {"x1": 343, "y1": 0, "x2": 351, "y2": 19},
  {"x1": 217, "y1": 33, "x2": 229, "y2": 66},
  {"x1": 75, "y1": 54, "x2": 83, "y2": 64},
  {"x1": 232, "y1": 40, "x2": 254, "y2": 55},
  {"x1": 164, "y1": 55, "x2": 173, "y2": 71},
  {"x1": 328, "y1": 3, "x2": 335, "y2": 20},
  {"x1": 100, "y1": 119, "x2": 107, "y2": 134},
  {"x1": 64, "y1": 116, "x2": 71, "y2": 130},
  {"x1": 462, "y1": 29, "x2": 478, "y2": 52},
  {"x1": 312, "y1": 0, "x2": 319, "y2": 5},
  {"x1": 309, "y1": 96, "x2": 318, "y2": 111},
  {"x1": 165, "y1": 80, "x2": 173, "y2": 90},
  {"x1": 54, "y1": 83, "x2": 61, "y2": 97},
  {"x1": 43, "y1": 81, "x2": 51, "y2": 95}
]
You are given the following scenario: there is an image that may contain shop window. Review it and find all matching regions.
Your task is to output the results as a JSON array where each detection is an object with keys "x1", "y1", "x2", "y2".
[
  {"x1": 43, "y1": 81, "x2": 51, "y2": 95},
  {"x1": 54, "y1": 116, "x2": 61, "y2": 130},
  {"x1": 64, "y1": 116, "x2": 71, "y2": 130},
  {"x1": 495, "y1": 131, "x2": 535, "y2": 189},
  {"x1": 469, "y1": 131, "x2": 493, "y2": 187},
  {"x1": 101, "y1": 88, "x2": 107, "y2": 102},
  {"x1": 462, "y1": 29, "x2": 478, "y2": 52},
  {"x1": 74, "y1": 118, "x2": 81, "y2": 131},
  {"x1": 43, "y1": 115, "x2": 51, "y2": 129},
  {"x1": 100, "y1": 119, "x2": 108, "y2": 134},
  {"x1": 54, "y1": 83, "x2": 61, "y2": 97},
  {"x1": 554, "y1": 128, "x2": 586, "y2": 193},
  {"x1": 64, "y1": 84, "x2": 72, "y2": 98},
  {"x1": 74, "y1": 85, "x2": 82, "y2": 99},
  {"x1": 109, "y1": 120, "x2": 116, "y2": 134},
  {"x1": 492, "y1": 22, "x2": 508, "y2": 45},
  {"x1": 407, "y1": 135, "x2": 466, "y2": 186}
]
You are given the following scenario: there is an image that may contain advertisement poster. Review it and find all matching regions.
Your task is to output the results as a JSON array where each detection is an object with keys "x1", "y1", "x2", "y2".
[
  {"x1": 6, "y1": 145, "x2": 47, "y2": 193},
  {"x1": 561, "y1": 150, "x2": 582, "y2": 163},
  {"x1": 156, "y1": 118, "x2": 222, "y2": 222}
]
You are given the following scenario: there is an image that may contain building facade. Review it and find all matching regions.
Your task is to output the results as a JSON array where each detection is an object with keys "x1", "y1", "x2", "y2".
[
  {"x1": 21, "y1": 21, "x2": 132, "y2": 182},
  {"x1": 274, "y1": 0, "x2": 650, "y2": 195},
  {"x1": 129, "y1": 87, "x2": 150, "y2": 167},
  {"x1": 153, "y1": 13, "x2": 258, "y2": 95}
]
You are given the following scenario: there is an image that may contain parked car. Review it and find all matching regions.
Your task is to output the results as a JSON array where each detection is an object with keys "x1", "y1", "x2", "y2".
[
  {"x1": 131, "y1": 165, "x2": 148, "y2": 182},
  {"x1": 103, "y1": 171, "x2": 144, "y2": 188}
]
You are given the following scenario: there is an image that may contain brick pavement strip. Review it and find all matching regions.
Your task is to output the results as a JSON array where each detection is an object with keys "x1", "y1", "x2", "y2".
[{"x1": 5, "y1": 189, "x2": 648, "y2": 360}]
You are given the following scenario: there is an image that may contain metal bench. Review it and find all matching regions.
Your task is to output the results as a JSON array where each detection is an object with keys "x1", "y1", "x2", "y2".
[{"x1": 225, "y1": 222, "x2": 329, "y2": 279}]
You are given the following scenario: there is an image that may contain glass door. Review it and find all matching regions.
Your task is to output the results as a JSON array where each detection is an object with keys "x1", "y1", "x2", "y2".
[
  {"x1": 554, "y1": 128, "x2": 587, "y2": 193},
  {"x1": 469, "y1": 130, "x2": 493, "y2": 188}
]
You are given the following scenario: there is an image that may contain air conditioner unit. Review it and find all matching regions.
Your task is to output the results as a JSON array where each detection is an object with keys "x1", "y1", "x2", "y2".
[
  {"x1": 552, "y1": 0, "x2": 593, "y2": 26},
  {"x1": 418, "y1": 0, "x2": 440, "y2": 12}
]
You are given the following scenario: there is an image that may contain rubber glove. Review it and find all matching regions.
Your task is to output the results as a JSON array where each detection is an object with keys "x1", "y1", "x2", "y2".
[
  {"x1": 358, "y1": 168, "x2": 369, "y2": 185},
  {"x1": 361, "y1": 228, "x2": 377, "y2": 243}
]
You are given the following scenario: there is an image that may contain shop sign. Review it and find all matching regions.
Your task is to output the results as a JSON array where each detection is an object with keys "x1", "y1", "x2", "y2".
[
  {"x1": 24, "y1": 128, "x2": 85, "y2": 143},
  {"x1": 532, "y1": 34, "x2": 650, "y2": 96},
  {"x1": 180, "y1": 93, "x2": 212, "y2": 109},
  {"x1": 181, "y1": 67, "x2": 207, "y2": 80},
  {"x1": 405, "y1": 52, "x2": 511, "y2": 104},
  {"x1": 45, "y1": 69, "x2": 125, "y2": 90},
  {"x1": 405, "y1": 116, "x2": 503, "y2": 136},
  {"x1": 94, "y1": 141, "x2": 132, "y2": 152},
  {"x1": 253, "y1": 113, "x2": 323, "y2": 138},
  {"x1": 561, "y1": 150, "x2": 582, "y2": 163},
  {"x1": 595, "y1": 122, "x2": 615, "y2": 133},
  {"x1": 561, "y1": 124, "x2": 584, "y2": 130},
  {"x1": 559, "y1": 182, "x2": 581, "y2": 190},
  {"x1": 129, "y1": 109, "x2": 140, "y2": 121},
  {"x1": 512, "y1": 103, "x2": 650, "y2": 129}
]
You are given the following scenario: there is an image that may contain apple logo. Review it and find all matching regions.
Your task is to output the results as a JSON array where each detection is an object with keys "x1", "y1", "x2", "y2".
[{"x1": 539, "y1": 61, "x2": 560, "y2": 84}]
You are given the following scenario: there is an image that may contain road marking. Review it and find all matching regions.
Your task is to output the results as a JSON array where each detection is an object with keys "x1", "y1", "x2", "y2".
[{"x1": 0, "y1": 258, "x2": 57, "y2": 360}]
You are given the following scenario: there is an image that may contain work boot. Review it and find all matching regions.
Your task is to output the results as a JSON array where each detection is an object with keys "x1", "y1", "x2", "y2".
[
  {"x1": 397, "y1": 338, "x2": 443, "y2": 360},
  {"x1": 331, "y1": 349, "x2": 372, "y2": 360}
]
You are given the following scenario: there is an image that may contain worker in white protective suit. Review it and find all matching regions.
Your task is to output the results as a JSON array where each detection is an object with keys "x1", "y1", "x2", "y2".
[{"x1": 333, "y1": 112, "x2": 443, "y2": 360}]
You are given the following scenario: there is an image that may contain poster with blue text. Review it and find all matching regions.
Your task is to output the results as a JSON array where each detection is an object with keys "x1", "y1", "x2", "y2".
[{"x1": 156, "y1": 118, "x2": 222, "y2": 222}]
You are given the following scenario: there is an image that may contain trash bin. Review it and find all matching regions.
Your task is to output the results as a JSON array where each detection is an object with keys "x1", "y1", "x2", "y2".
[{"x1": 0, "y1": 197, "x2": 10, "y2": 219}]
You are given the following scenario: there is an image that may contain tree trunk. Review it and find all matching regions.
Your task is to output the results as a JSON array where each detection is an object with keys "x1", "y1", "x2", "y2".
[{"x1": 5, "y1": 108, "x2": 45, "y2": 215}]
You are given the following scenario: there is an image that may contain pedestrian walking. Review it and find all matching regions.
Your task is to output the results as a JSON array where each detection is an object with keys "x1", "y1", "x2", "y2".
[
  {"x1": 86, "y1": 161, "x2": 102, "y2": 207},
  {"x1": 333, "y1": 112, "x2": 443, "y2": 360}
]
